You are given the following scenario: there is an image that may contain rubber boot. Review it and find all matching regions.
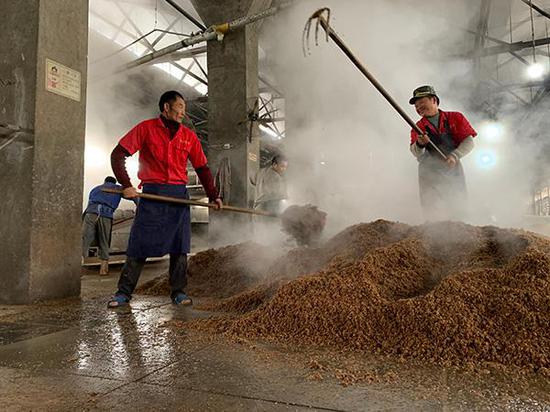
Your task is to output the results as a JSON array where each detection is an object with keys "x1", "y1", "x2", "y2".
[{"x1": 99, "y1": 260, "x2": 109, "y2": 276}]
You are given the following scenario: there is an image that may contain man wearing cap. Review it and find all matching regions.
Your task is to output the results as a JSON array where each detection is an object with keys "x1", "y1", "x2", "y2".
[
  {"x1": 409, "y1": 85, "x2": 476, "y2": 219},
  {"x1": 107, "y1": 90, "x2": 223, "y2": 308},
  {"x1": 251, "y1": 154, "x2": 289, "y2": 215}
]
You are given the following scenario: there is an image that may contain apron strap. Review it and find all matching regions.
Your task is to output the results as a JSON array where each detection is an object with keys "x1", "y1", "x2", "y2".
[{"x1": 424, "y1": 117, "x2": 454, "y2": 157}]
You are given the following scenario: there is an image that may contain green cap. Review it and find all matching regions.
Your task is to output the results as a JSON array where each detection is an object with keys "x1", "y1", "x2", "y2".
[{"x1": 409, "y1": 85, "x2": 439, "y2": 105}]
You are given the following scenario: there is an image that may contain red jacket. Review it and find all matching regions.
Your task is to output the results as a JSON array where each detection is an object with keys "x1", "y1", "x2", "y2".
[
  {"x1": 410, "y1": 110, "x2": 477, "y2": 147},
  {"x1": 119, "y1": 117, "x2": 207, "y2": 186}
]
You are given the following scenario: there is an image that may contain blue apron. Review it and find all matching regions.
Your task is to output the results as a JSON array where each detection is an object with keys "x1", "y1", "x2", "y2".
[
  {"x1": 126, "y1": 184, "x2": 190, "y2": 258},
  {"x1": 418, "y1": 118, "x2": 467, "y2": 212}
]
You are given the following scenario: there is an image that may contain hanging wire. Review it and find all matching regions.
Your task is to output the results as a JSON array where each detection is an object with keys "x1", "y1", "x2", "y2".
[
  {"x1": 546, "y1": 19, "x2": 550, "y2": 70},
  {"x1": 509, "y1": 2, "x2": 513, "y2": 43},
  {"x1": 529, "y1": 0, "x2": 537, "y2": 63},
  {"x1": 154, "y1": 0, "x2": 159, "y2": 29},
  {"x1": 528, "y1": 0, "x2": 536, "y2": 103}
]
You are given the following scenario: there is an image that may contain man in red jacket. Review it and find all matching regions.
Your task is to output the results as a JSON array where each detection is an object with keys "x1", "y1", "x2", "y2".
[
  {"x1": 108, "y1": 90, "x2": 223, "y2": 308},
  {"x1": 409, "y1": 85, "x2": 476, "y2": 220}
]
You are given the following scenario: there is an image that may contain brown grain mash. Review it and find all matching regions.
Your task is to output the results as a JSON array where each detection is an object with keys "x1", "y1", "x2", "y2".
[{"x1": 141, "y1": 220, "x2": 550, "y2": 371}]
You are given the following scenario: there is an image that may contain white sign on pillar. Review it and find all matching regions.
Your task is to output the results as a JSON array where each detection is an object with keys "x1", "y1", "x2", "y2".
[{"x1": 45, "y1": 58, "x2": 81, "y2": 102}]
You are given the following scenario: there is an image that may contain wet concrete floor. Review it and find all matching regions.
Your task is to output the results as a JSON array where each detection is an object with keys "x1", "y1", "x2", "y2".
[{"x1": 0, "y1": 261, "x2": 549, "y2": 411}]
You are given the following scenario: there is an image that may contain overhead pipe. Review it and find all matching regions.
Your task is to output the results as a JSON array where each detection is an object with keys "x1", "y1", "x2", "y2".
[
  {"x1": 151, "y1": 45, "x2": 206, "y2": 64},
  {"x1": 126, "y1": 1, "x2": 292, "y2": 71}
]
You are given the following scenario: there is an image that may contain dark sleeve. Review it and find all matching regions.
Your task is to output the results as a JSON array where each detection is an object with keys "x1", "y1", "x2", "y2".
[
  {"x1": 195, "y1": 166, "x2": 219, "y2": 202},
  {"x1": 111, "y1": 144, "x2": 132, "y2": 188}
]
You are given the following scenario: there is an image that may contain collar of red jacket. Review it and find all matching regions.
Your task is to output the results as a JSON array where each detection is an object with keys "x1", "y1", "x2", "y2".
[
  {"x1": 419, "y1": 109, "x2": 447, "y2": 131},
  {"x1": 157, "y1": 115, "x2": 181, "y2": 138}
]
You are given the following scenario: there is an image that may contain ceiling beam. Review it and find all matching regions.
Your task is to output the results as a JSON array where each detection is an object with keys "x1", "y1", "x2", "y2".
[
  {"x1": 164, "y1": 0, "x2": 206, "y2": 31},
  {"x1": 474, "y1": 36, "x2": 550, "y2": 57},
  {"x1": 519, "y1": 0, "x2": 550, "y2": 21}
]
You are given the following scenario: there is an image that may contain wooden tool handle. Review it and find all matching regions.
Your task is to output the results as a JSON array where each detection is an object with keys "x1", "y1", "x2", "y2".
[
  {"x1": 101, "y1": 188, "x2": 278, "y2": 217},
  {"x1": 316, "y1": 15, "x2": 448, "y2": 161}
]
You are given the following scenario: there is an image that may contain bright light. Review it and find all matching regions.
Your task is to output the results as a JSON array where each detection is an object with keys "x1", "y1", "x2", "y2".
[
  {"x1": 126, "y1": 157, "x2": 139, "y2": 177},
  {"x1": 320, "y1": 161, "x2": 327, "y2": 166},
  {"x1": 477, "y1": 151, "x2": 497, "y2": 169},
  {"x1": 480, "y1": 121, "x2": 503, "y2": 142},
  {"x1": 481, "y1": 154, "x2": 491, "y2": 164},
  {"x1": 182, "y1": 76, "x2": 197, "y2": 87},
  {"x1": 259, "y1": 125, "x2": 280, "y2": 139},
  {"x1": 527, "y1": 63, "x2": 545, "y2": 79},
  {"x1": 85, "y1": 145, "x2": 106, "y2": 168},
  {"x1": 194, "y1": 83, "x2": 208, "y2": 95}
]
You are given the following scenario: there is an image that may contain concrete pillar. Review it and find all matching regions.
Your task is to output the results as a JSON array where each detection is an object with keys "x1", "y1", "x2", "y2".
[
  {"x1": 0, "y1": 0, "x2": 88, "y2": 304},
  {"x1": 191, "y1": 0, "x2": 271, "y2": 244}
]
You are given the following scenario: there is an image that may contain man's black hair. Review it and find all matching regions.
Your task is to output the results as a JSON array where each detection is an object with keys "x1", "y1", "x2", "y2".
[
  {"x1": 159, "y1": 90, "x2": 184, "y2": 112},
  {"x1": 104, "y1": 176, "x2": 117, "y2": 184},
  {"x1": 272, "y1": 154, "x2": 288, "y2": 165}
]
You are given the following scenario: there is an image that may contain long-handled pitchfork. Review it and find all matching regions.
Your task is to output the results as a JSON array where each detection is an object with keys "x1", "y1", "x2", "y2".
[{"x1": 303, "y1": 8, "x2": 448, "y2": 161}]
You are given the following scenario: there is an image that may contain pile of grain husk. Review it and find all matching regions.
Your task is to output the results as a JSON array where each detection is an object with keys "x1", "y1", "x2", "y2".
[
  {"x1": 135, "y1": 242, "x2": 280, "y2": 298},
  {"x1": 188, "y1": 220, "x2": 550, "y2": 372},
  {"x1": 136, "y1": 220, "x2": 408, "y2": 303},
  {"x1": 280, "y1": 204, "x2": 327, "y2": 246}
]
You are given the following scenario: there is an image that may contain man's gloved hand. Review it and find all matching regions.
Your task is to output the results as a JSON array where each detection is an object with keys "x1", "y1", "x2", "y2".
[
  {"x1": 123, "y1": 186, "x2": 139, "y2": 199},
  {"x1": 211, "y1": 198, "x2": 223, "y2": 210},
  {"x1": 417, "y1": 134, "x2": 430, "y2": 146},
  {"x1": 446, "y1": 155, "x2": 458, "y2": 169}
]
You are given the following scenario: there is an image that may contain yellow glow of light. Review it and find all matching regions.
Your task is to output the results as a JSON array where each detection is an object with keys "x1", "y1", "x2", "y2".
[
  {"x1": 85, "y1": 145, "x2": 106, "y2": 168},
  {"x1": 126, "y1": 157, "x2": 139, "y2": 177}
]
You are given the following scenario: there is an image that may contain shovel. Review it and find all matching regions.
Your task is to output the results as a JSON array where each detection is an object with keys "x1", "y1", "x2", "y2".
[{"x1": 101, "y1": 188, "x2": 278, "y2": 217}]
